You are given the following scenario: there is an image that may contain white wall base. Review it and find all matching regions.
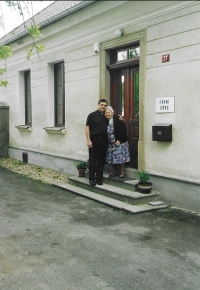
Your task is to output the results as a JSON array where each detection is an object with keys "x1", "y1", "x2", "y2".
[
  {"x1": 126, "y1": 167, "x2": 200, "y2": 214},
  {"x1": 9, "y1": 147, "x2": 78, "y2": 176}
]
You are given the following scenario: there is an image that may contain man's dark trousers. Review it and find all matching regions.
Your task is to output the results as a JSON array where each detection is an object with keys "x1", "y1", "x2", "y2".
[{"x1": 89, "y1": 135, "x2": 108, "y2": 183}]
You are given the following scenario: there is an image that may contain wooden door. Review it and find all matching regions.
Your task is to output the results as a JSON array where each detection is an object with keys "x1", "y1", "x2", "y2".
[{"x1": 109, "y1": 66, "x2": 139, "y2": 168}]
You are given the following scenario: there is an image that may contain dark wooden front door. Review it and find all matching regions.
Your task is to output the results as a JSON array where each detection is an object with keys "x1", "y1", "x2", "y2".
[{"x1": 109, "y1": 65, "x2": 139, "y2": 168}]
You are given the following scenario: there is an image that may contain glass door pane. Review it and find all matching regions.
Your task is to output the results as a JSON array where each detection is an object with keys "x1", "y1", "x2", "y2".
[
  {"x1": 134, "y1": 72, "x2": 139, "y2": 117},
  {"x1": 116, "y1": 74, "x2": 125, "y2": 116}
]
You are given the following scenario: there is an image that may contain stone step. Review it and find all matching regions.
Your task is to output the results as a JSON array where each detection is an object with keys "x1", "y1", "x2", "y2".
[
  {"x1": 86, "y1": 171, "x2": 144, "y2": 192},
  {"x1": 102, "y1": 172, "x2": 139, "y2": 191},
  {"x1": 52, "y1": 181, "x2": 168, "y2": 214},
  {"x1": 67, "y1": 176, "x2": 159, "y2": 205}
]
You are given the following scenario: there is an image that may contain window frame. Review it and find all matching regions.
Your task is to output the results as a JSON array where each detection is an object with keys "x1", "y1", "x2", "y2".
[
  {"x1": 109, "y1": 42, "x2": 140, "y2": 64},
  {"x1": 24, "y1": 70, "x2": 32, "y2": 126},
  {"x1": 54, "y1": 62, "x2": 65, "y2": 127}
]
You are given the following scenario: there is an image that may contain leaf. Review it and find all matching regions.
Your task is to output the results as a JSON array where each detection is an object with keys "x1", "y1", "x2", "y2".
[
  {"x1": 36, "y1": 44, "x2": 45, "y2": 52},
  {"x1": 28, "y1": 24, "x2": 42, "y2": 38},
  {"x1": 0, "y1": 68, "x2": 6, "y2": 75},
  {"x1": 26, "y1": 47, "x2": 33, "y2": 60},
  {"x1": 0, "y1": 46, "x2": 12, "y2": 59},
  {"x1": 0, "y1": 80, "x2": 9, "y2": 87}
]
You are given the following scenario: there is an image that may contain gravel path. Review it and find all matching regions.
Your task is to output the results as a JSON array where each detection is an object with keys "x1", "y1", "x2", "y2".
[{"x1": 0, "y1": 157, "x2": 68, "y2": 184}]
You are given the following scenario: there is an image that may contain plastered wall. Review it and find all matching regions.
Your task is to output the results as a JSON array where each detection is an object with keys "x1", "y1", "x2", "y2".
[{"x1": 0, "y1": 0, "x2": 199, "y2": 184}]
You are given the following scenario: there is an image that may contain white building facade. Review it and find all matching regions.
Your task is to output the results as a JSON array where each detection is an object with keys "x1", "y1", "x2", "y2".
[{"x1": 0, "y1": 0, "x2": 200, "y2": 212}]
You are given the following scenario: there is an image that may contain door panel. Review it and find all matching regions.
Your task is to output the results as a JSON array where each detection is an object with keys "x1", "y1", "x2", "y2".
[{"x1": 110, "y1": 66, "x2": 139, "y2": 168}]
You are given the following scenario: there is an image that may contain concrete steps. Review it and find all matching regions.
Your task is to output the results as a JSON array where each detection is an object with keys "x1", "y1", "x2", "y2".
[{"x1": 52, "y1": 174, "x2": 168, "y2": 214}]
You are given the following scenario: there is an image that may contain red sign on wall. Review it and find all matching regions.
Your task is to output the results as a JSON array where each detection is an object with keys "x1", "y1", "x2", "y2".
[{"x1": 162, "y1": 54, "x2": 170, "y2": 63}]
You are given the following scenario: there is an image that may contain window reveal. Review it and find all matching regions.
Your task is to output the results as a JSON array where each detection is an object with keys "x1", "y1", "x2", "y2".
[
  {"x1": 54, "y1": 62, "x2": 65, "y2": 127},
  {"x1": 24, "y1": 70, "x2": 32, "y2": 126}
]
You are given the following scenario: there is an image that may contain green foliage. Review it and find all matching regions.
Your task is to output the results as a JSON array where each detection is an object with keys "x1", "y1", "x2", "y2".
[
  {"x1": 26, "y1": 44, "x2": 45, "y2": 60},
  {"x1": 0, "y1": 68, "x2": 6, "y2": 75},
  {"x1": 0, "y1": 46, "x2": 12, "y2": 59},
  {"x1": 0, "y1": 80, "x2": 8, "y2": 87},
  {"x1": 26, "y1": 23, "x2": 45, "y2": 60},
  {"x1": 11, "y1": 159, "x2": 24, "y2": 166},
  {"x1": 134, "y1": 72, "x2": 139, "y2": 117},
  {"x1": 0, "y1": 2, "x2": 46, "y2": 87},
  {"x1": 4, "y1": 3, "x2": 45, "y2": 63},
  {"x1": 138, "y1": 170, "x2": 150, "y2": 184},
  {"x1": 28, "y1": 24, "x2": 42, "y2": 38},
  {"x1": 128, "y1": 48, "x2": 139, "y2": 58},
  {"x1": 5, "y1": 1, "x2": 17, "y2": 8},
  {"x1": 0, "y1": 47, "x2": 11, "y2": 87},
  {"x1": 76, "y1": 161, "x2": 88, "y2": 169},
  {"x1": 36, "y1": 44, "x2": 45, "y2": 52}
]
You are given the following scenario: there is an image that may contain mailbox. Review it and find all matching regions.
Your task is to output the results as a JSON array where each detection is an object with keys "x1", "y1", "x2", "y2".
[{"x1": 152, "y1": 124, "x2": 172, "y2": 142}]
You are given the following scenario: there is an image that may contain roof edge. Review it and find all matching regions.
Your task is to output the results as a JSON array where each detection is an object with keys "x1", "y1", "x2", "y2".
[{"x1": 0, "y1": 0, "x2": 96, "y2": 46}]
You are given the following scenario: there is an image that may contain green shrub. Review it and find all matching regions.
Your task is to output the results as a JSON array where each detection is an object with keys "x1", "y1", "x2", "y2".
[
  {"x1": 76, "y1": 161, "x2": 88, "y2": 169},
  {"x1": 138, "y1": 170, "x2": 150, "y2": 184}
]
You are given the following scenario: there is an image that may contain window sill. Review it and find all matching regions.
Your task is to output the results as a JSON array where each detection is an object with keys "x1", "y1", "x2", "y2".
[
  {"x1": 15, "y1": 125, "x2": 32, "y2": 132},
  {"x1": 44, "y1": 127, "x2": 66, "y2": 135}
]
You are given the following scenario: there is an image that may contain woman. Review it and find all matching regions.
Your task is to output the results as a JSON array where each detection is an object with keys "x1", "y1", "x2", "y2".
[{"x1": 105, "y1": 106, "x2": 130, "y2": 178}]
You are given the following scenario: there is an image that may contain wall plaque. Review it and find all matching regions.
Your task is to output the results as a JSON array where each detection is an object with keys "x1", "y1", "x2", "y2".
[{"x1": 156, "y1": 97, "x2": 175, "y2": 113}]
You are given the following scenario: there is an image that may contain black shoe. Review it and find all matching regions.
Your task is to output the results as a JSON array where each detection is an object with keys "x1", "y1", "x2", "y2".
[
  {"x1": 109, "y1": 173, "x2": 118, "y2": 177},
  {"x1": 119, "y1": 174, "x2": 126, "y2": 179},
  {"x1": 89, "y1": 180, "x2": 96, "y2": 186},
  {"x1": 96, "y1": 180, "x2": 103, "y2": 185}
]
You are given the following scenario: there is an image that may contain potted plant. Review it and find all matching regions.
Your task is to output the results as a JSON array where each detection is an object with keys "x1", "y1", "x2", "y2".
[
  {"x1": 137, "y1": 170, "x2": 152, "y2": 194},
  {"x1": 76, "y1": 161, "x2": 88, "y2": 177}
]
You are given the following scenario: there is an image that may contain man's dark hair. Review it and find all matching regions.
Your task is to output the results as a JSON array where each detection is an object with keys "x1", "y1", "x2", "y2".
[{"x1": 98, "y1": 98, "x2": 108, "y2": 104}]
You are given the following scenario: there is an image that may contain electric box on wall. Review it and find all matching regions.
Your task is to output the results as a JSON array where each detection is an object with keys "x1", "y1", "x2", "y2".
[{"x1": 152, "y1": 124, "x2": 172, "y2": 142}]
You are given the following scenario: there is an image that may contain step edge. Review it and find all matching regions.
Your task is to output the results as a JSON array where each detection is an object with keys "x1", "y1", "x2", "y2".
[
  {"x1": 52, "y1": 182, "x2": 168, "y2": 214},
  {"x1": 67, "y1": 177, "x2": 159, "y2": 198}
]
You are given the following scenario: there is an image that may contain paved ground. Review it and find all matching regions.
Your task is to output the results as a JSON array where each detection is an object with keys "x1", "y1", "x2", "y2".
[{"x1": 0, "y1": 166, "x2": 200, "y2": 290}]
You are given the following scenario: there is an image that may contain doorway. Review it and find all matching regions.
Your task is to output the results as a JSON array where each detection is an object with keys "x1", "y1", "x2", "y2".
[{"x1": 107, "y1": 44, "x2": 140, "y2": 168}]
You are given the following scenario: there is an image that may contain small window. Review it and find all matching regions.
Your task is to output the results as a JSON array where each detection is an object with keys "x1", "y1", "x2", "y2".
[
  {"x1": 117, "y1": 47, "x2": 140, "y2": 61},
  {"x1": 54, "y1": 62, "x2": 65, "y2": 127},
  {"x1": 24, "y1": 70, "x2": 32, "y2": 125},
  {"x1": 117, "y1": 50, "x2": 127, "y2": 61}
]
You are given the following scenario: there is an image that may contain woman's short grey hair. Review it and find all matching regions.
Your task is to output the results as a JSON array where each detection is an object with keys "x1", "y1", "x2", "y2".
[{"x1": 106, "y1": 106, "x2": 114, "y2": 114}]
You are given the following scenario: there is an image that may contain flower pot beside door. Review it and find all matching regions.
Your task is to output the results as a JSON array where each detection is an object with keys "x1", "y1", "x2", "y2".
[
  {"x1": 76, "y1": 161, "x2": 88, "y2": 177},
  {"x1": 137, "y1": 170, "x2": 152, "y2": 194}
]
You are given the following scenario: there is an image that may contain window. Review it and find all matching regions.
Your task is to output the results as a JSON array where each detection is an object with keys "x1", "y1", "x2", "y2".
[
  {"x1": 54, "y1": 62, "x2": 65, "y2": 127},
  {"x1": 24, "y1": 70, "x2": 32, "y2": 125},
  {"x1": 117, "y1": 47, "x2": 140, "y2": 61},
  {"x1": 108, "y1": 43, "x2": 140, "y2": 65}
]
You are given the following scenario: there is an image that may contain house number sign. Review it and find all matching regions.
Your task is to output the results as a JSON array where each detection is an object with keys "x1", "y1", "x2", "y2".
[
  {"x1": 156, "y1": 97, "x2": 175, "y2": 113},
  {"x1": 162, "y1": 54, "x2": 170, "y2": 63}
]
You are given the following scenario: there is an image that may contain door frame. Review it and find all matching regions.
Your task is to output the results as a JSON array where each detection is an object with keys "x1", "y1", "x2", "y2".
[
  {"x1": 108, "y1": 65, "x2": 139, "y2": 168},
  {"x1": 100, "y1": 30, "x2": 146, "y2": 170}
]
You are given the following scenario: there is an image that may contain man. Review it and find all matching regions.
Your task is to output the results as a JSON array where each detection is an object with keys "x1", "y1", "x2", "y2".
[{"x1": 85, "y1": 99, "x2": 108, "y2": 186}]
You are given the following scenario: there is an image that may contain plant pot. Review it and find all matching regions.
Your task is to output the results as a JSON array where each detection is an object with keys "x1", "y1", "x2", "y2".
[
  {"x1": 138, "y1": 182, "x2": 152, "y2": 194},
  {"x1": 77, "y1": 168, "x2": 85, "y2": 177}
]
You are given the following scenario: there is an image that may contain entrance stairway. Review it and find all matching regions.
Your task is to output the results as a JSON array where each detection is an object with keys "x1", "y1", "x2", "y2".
[{"x1": 52, "y1": 172, "x2": 168, "y2": 214}]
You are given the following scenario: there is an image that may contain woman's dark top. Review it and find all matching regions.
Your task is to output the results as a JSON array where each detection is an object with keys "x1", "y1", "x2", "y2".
[{"x1": 113, "y1": 115, "x2": 128, "y2": 143}]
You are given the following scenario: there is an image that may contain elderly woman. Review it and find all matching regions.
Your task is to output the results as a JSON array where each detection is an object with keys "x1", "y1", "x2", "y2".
[{"x1": 105, "y1": 106, "x2": 130, "y2": 178}]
